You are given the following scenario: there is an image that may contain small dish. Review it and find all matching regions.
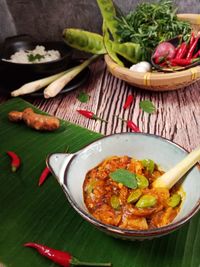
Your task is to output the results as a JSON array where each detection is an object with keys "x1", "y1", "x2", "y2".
[
  {"x1": 151, "y1": 36, "x2": 200, "y2": 72},
  {"x1": 0, "y1": 34, "x2": 72, "y2": 78},
  {"x1": 46, "y1": 133, "x2": 200, "y2": 241},
  {"x1": 0, "y1": 59, "x2": 89, "y2": 97}
]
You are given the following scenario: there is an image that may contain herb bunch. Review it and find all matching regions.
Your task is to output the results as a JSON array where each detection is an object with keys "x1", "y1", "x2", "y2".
[{"x1": 117, "y1": 0, "x2": 191, "y2": 60}]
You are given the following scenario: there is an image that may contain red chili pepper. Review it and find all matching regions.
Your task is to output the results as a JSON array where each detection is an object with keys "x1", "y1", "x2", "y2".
[
  {"x1": 38, "y1": 167, "x2": 51, "y2": 186},
  {"x1": 24, "y1": 242, "x2": 111, "y2": 267},
  {"x1": 189, "y1": 32, "x2": 195, "y2": 47},
  {"x1": 123, "y1": 94, "x2": 134, "y2": 109},
  {"x1": 117, "y1": 117, "x2": 140, "y2": 132},
  {"x1": 192, "y1": 50, "x2": 200, "y2": 59},
  {"x1": 175, "y1": 42, "x2": 188, "y2": 59},
  {"x1": 6, "y1": 151, "x2": 21, "y2": 172},
  {"x1": 127, "y1": 120, "x2": 141, "y2": 132},
  {"x1": 77, "y1": 109, "x2": 107, "y2": 122},
  {"x1": 186, "y1": 35, "x2": 200, "y2": 59},
  {"x1": 170, "y1": 58, "x2": 199, "y2": 66}
]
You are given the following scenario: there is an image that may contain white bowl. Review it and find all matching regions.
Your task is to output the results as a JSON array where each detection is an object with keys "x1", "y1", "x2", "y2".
[{"x1": 47, "y1": 133, "x2": 200, "y2": 240}]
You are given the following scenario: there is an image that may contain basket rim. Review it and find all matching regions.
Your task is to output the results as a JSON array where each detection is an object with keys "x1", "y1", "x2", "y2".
[
  {"x1": 105, "y1": 54, "x2": 200, "y2": 80},
  {"x1": 177, "y1": 13, "x2": 200, "y2": 25}
]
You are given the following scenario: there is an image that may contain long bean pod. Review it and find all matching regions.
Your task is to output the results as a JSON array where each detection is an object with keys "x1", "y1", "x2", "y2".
[
  {"x1": 103, "y1": 21, "x2": 124, "y2": 66},
  {"x1": 96, "y1": 0, "x2": 121, "y2": 41},
  {"x1": 63, "y1": 28, "x2": 106, "y2": 54},
  {"x1": 111, "y1": 41, "x2": 141, "y2": 64}
]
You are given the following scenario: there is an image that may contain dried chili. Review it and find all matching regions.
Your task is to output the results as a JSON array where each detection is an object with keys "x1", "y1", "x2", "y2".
[
  {"x1": 123, "y1": 94, "x2": 134, "y2": 109},
  {"x1": 77, "y1": 109, "x2": 107, "y2": 122},
  {"x1": 6, "y1": 151, "x2": 21, "y2": 172},
  {"x1": 38, "y1": 167, "x2": 51, "y2": 186},
  {"x1": 24, "y1": 242, "x2": 111, "y2": 267}
]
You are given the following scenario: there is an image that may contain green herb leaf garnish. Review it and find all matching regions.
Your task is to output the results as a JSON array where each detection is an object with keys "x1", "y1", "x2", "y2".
[
  {"x1": 28, "y1": 53, "x2": 45, "y2": 62},
  {"x1": 77, "y1": 91, "x2": 90, "y2": 103},
  {"x1": 139, "y1": 100, "x2": 156, "y2": 114},
  {"x1": 116, "y1": 0, "x2": 191, "y2": 60},
  {"x1": 110, "y1": 169, "x2": 138, "y2": 189},
  {"x1": 142, "y1": 159, "x2": 155, "y2": 174}
]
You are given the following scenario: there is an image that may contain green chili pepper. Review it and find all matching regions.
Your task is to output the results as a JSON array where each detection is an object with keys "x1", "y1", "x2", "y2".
[
  {"x1": 103, "y1": 22, "x2": 124, "y2": 66},
  {"x1": 127, "y1": 189, "x2": 142, "y2": 203},
  {"x1": 110, "y1": 195, "x2": 120, "y2": 209},
  {"x1": 96, "y1": 0, "x2": 121, "y2": 42},
  {"x1": 111, "y1": 42, "x2": 141, "y2": 64},
  {"x1": 136, "y1": 195, "x2": 157, "y2": 208},
  {"x1": 136, "y1": 174, "x2": 149, "y2": 189},
  {"x1": 63, "y1": 28, "x2": 106, "y2": 54},
  {"x1": 167, "y1": 194, "x2": 181, "y2": 208}
]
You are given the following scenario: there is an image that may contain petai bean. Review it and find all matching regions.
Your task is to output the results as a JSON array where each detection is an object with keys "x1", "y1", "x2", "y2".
[
  {"x1": 127, "y1": 189, "x2": 142, "y2": 203},
  {"x1": 86, "y1": 180, "x2": 96, "y2": 194},
  {"x1": 142, "y1": 159, "x2": 155, "y2": 174},
  {"x1": 96, "y1": 0, "x2": 121, "y2": 41},
  {"x1": 167, "y1": 194, "x2": 181, "y2": 208},
  {"x1": 111, "y1": 42, "x2": 141, "y2": 64},
  {"x1": 103, "y1": 22, "x2": 124, "y2": 66},
  {"x1": 136, "y1": 195, "x2": 157, "y2": 208},
  {"x1": 63, "y1": 28, "x2": 106, "y2": 55},
  {"x1": 136, "y1": 175, "x2": 149, "y2": 189},
  {"x1": 110, "y1": 195, "x2": 120, "y2": 209}
]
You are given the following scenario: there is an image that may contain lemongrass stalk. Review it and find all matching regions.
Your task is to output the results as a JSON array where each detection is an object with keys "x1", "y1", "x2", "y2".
[
  {"x1": 153, "y1": 146, "x2": 200, "y2": 189},
  {"x1": 44, "y1": 55, "x2": 99, "y2": 99},
  {"x1": 11, "y1": 70, "x2": 68, "y2": 97}
]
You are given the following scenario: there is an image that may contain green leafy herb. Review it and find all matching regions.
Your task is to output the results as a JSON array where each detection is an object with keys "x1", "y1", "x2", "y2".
[
  {"x1": 28, "y1": 53, "x2": 45, "y2": 62},
  {"x1": 142, "y1": 159, "x2": 155, "y2": 173},
  {"x1": 116, "y1": 0, "x2": 191, "y2": 60},
  {"x1": 77, "y1": 91, "x2": 90, "y2": 103},
  {"x1": 110, "y1": 169, "x2": 137, "y2": 189},
  {"x1": 139, "y1": 100, "x2": 156, "y2": 114}
]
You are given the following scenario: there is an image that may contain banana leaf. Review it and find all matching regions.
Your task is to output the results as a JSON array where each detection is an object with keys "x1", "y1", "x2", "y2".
[{"x1": 0, "y1": 98, "x2": 199, "y2": 267}]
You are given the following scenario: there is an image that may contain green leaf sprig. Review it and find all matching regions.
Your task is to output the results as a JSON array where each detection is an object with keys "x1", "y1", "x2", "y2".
[
  {"x1": 139, "y1": 100, "x2": 156, "y2": 114},
  {"x1": 28, "y1": 53, "x2": 45, "y2": 62},
  {"x1": 109, "y1": 169, "x2": 137, "y2": 189},
  {"x1": 77, "y1": 91, "x2": 90, "y2": 103}
]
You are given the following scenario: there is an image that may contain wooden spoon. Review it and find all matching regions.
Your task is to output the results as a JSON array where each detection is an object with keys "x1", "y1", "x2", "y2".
[{"x1": 152, "y1": 146, "x2": 200, "y2": 189}]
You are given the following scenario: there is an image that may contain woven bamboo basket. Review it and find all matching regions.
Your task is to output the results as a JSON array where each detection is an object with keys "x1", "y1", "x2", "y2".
[{"x1": 105, "y1": 14, "x2": 200, "y2": 91}]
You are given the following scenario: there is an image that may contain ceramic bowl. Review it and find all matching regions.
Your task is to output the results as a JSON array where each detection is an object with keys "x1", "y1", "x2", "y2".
[
  {"x1": 0, "y1": 34, "x2": 72, "y2": 88},
  {"x1": 47, "y1": 133, "x2": 200, "y2": 240}
]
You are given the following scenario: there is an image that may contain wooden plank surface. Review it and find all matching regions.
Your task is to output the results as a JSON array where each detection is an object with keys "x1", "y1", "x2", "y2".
[{"x1": 1, "y1": 58, "x2": 200, "y2": 153}]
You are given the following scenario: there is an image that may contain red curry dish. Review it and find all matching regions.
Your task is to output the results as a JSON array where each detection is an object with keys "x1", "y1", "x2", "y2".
[{"x1": 83, "y1": 156, "x2": 183, "y2": 230}]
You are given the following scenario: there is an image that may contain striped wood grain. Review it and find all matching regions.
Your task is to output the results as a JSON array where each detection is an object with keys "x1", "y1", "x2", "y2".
[{"x1": 20, "y1": 60, "x2": 200, "y2": 153}]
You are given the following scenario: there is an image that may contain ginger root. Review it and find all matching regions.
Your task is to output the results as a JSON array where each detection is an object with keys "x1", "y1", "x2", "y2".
[{"x1": 8, "y1": 108, "x2": 60, "y2": 131}]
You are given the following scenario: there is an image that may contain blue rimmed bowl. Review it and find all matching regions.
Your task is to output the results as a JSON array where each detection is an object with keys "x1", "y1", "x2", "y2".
[{"x1": 47, "y1": 133, "x2": 200, "y2": 240}]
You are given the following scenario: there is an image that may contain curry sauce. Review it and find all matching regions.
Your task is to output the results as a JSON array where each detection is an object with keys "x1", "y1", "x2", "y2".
[{"x1": 83, "y1": 156, "x2": 182, "y2": 230}]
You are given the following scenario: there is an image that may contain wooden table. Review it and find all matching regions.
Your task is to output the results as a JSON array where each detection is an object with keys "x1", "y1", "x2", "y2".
[{"x1": 0, "y1": 58, "x2": 200, "y2": 153}]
